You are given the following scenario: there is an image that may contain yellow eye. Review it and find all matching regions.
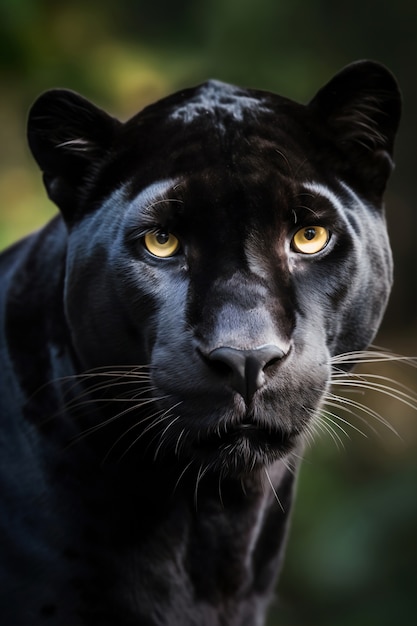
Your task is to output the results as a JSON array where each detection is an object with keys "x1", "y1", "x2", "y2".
[
  {"x1": 292, "y1": 226, "x2": 330, "y2": 254},
  {"x1": 143, "y1": 231, "x2": 180, "y2": 258}
]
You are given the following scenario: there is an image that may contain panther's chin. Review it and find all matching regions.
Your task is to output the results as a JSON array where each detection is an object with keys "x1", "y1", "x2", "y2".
[{"x1": 191, "y1": 424, "x2": 298, "y2": 475}]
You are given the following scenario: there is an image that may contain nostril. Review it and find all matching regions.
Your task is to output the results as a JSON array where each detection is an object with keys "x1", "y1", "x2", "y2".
[
  {"x1": 206, "y1": 356, "x2": 235, "y2": 379},
  {"x1": 260, "y1": 349, "x2": 286, "y2": 371},
  {"x1": 204, "y1": 344, "x2": 288, "y2": 404}
]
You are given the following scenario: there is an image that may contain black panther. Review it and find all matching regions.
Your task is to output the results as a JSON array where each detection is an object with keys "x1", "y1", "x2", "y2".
[{"x1": 0, "y1": 61, "x2": 401, "y2": 625}]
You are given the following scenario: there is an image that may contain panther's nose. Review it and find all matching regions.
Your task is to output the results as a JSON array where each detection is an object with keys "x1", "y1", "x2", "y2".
[{"x1": 206, "y1": 344, "x2": 288, "y2": 405}]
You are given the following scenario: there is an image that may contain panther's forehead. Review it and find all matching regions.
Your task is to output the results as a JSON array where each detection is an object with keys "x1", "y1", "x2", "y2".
[
  {"x1": 119, "y1": 81, "x2": 316, "y2": 201},
  {"x1": 168, "y1": 80, "x2": 273, "y2": 126}
]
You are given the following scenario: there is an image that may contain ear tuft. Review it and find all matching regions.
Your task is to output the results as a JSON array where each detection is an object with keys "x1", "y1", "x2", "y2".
[{"x1": 27, "y1": 89, "x2": 120, "y2": 217}]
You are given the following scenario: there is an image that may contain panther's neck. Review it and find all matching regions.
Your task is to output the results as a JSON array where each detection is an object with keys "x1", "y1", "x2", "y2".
[{"x1": 76, "y1": 459, "x2": 298, "y2": 625}]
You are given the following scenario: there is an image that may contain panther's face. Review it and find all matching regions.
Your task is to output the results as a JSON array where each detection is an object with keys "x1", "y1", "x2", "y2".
[{"x1": 27, "y1": 62, "x2": 400, "y2": 475}]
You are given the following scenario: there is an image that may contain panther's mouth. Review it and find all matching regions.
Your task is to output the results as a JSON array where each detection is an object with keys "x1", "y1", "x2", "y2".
[{"x1": 194, "y1": 421, "x2": 297, "y2": 469}]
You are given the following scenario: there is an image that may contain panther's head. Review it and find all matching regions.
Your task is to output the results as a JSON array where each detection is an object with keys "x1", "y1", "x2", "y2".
[{"x1": 28, "y1": 61, "x2": 401, "y2": 475}]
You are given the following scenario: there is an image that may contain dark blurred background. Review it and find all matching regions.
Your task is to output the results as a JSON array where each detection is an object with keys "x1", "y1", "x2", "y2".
[{"x1": 0, "y1": 1, "x2": 415, "y2": 624}]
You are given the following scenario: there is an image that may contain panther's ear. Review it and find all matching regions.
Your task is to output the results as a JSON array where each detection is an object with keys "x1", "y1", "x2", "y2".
[
  {"x1": 309, "y1": 60, "x2": 401, "y2": 197},
  {"x1": 27, "y1": 89, "x2": 121, "y2": 218}
]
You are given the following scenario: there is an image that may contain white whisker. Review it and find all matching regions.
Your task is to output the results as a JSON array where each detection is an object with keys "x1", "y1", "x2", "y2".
[
  {"x1": 101, "y1": 406, "x2": 168, "y2": 463},
  {"x1": 264, "y1": 467, "x2": 285, "y2": 513},
  {"x1": 314, "y1": 415, "x2": 345, "y2": 450},
  {"x1": 331, "y1": 349, "x2": 417, "y2": 367},
  {"x1": 332, "y1": 379, "x2": 417, "y2": 412},
  {"x1": 279, "y1": 456, "x2": 297, "y2": 477},
  {"x1": 321, "y1": 408, "x2": 365, "y2": 438},
  {"x1": 173, "y1": 460, "x2": 194, "y2": 495},
  {"x1": 116, "y1": 403, "x2": 182, "y2": 463},
  {"x1": 323, "y1": 396, "x2": 380, "y2": 436},
  {"x1": 194, "y1": 464, "x2": 209, "y2": 509},
  {"x1": 153, "y1": 414, "x2": 183, "y2": 462},
  {"x1": 174, "y1": 428, "x2": 186, "y2": 457},
  {"x1": 68, "y1": 396, "x2": 167, "y2": 446}
]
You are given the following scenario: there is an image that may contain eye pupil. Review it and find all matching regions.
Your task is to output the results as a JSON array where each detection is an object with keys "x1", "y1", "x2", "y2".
[
  {"x1": 156, "y1": 232, "x2": 169, "y2": 245},
  {"x1": 304, "y1": 228, "x2": 316, "y2": 241}
]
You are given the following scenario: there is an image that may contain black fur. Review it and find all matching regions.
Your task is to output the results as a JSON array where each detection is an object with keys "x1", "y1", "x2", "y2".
[{"x1": 0, "y1": 61, "x2": 401, "y2": 625}]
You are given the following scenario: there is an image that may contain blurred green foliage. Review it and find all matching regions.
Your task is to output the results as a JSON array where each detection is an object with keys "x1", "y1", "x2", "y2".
[{"x1": 0, "y1": 1, "x2": 416, "y2": 624}]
